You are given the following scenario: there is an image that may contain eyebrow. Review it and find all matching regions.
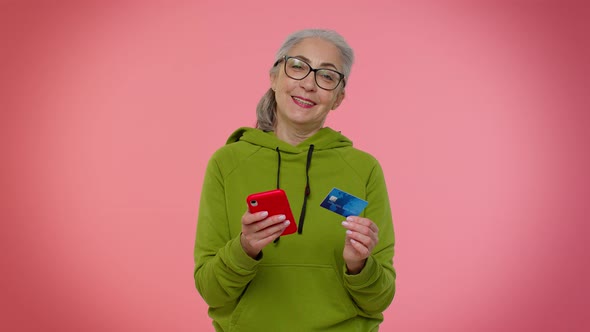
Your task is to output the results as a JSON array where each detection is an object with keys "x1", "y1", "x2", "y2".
[{"x1": 293, "y1": 55, "x2": 340, "y2": 71}]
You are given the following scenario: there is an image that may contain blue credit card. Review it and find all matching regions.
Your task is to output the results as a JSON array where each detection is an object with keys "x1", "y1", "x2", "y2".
[{"x1": 320, "y1": 187, "x2": 368, "y2": 217}]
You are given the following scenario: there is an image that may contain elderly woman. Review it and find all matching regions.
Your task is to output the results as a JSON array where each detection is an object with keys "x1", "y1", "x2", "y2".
[{"x1": 194, "y1": 29, "x2": 396, "y2": 331}]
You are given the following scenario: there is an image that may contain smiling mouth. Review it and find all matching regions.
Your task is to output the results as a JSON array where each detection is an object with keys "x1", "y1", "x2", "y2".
[{"x1": 292, "y1": 96, "x2": 316, "y2": 108}]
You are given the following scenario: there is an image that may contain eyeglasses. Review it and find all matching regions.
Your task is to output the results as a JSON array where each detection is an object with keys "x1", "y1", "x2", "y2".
[{"x1": 274, "y1": 56, "x2": 345, "y2": 91}]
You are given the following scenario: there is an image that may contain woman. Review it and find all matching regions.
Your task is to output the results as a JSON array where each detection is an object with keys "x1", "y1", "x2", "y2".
[{"x1": 194, "y1": 29, "x2": 396, "y2": 331}]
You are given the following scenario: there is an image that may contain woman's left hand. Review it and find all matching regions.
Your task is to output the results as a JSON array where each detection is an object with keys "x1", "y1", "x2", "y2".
[{"x1": 341, "y1": 216, "x2": 379, "y2": 275}]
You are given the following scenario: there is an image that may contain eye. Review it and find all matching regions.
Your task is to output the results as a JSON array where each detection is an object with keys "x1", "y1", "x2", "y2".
[
  {"x1": 318, "y1": 70, "x2": 338, "y2": 82},
  {"x1": 321, "y1": 74, "x2": 335, "y2": 82},
  {"x1": 288, "y1": 58, "x2": 307, "y2": 71}
]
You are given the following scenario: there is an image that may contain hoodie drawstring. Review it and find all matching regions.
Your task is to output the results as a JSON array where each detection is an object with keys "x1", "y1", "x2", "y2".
[
  {"x1": 275, "y1": 147, "x2": 281, "y2": 189},
  {"x1": 274, "y1": 144, "x2": 315, "y2": 237},
  {"x1": 297, "y1": 144, "x2": 314, "y2": 234}
]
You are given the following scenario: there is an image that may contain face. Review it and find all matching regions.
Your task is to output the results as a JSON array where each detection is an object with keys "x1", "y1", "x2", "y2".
[{"x1": 271, "y1": 38, "x2": 346, "y2": 132}]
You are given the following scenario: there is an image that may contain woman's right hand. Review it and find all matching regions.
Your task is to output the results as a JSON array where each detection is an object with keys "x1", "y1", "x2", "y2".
[{"x1": 240, "y1": 210, "x2": 290, "y2": 259}]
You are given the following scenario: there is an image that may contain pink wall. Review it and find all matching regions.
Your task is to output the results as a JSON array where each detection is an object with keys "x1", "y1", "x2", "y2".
[{"x1": 1, "y1": 1, "x2": 589, "y2": 331}]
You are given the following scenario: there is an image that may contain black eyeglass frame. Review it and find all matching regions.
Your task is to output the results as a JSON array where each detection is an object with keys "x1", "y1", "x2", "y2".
[{"x1": 273, "y1": 55, "x2": 346, "y2": 91}]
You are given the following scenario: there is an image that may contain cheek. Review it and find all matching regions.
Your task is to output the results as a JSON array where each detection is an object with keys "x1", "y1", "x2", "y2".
[
  {"x1": 331, "y1": 91, "x2": 345, "y2": 109},
  {"x1": 271, "y1": 73, "x2": 287, "y2": 92},
  {"x1": 324, "y1": 94, "x2": 339, "y2": 108},
  {"x1": 276, "y1": 73, "x2": 295, "y2": 91}
]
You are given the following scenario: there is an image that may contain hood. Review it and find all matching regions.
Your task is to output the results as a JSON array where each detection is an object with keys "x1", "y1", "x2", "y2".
[{"x1": 226, "y1": 127, "x2": 353, "y2": 152}]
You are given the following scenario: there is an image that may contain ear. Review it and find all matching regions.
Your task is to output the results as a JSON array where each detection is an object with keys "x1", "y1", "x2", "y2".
[
  {"x1": 331, "y1": 89, "x2": 345, "y2": 110},
  {"x1": 270, "y1": 71, "x2": 277, "y2": 92}
]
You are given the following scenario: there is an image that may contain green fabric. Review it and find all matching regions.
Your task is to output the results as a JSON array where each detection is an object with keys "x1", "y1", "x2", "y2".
[{"x1": 194, "y1": 127, "x2": 396, "y2": 331}]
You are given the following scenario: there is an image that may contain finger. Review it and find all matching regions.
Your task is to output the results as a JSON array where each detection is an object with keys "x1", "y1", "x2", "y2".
[
  {"x1": 355, "y1": 228, "x2": 379, "y2": 247},
  {"x1": 254, "y1": 229, "x2": 284, "y2": 248},
  {"x1": 259, "y1": 219, "x2": 290, "y2": 237},
  {"x1": 342, "y1": 220, "x2": 374, "y2": 239},
  {"x1": 343, "y1": 217, "x2": 379, "y2": 234},
  {"x1": 243, "y1": 219, "x2": 289, "y2": 244},
  {"x1": 369, "y1": 222, "x2": 379, "y2": 234},
  {"x1": 349, "y1": 238, "x2": 370, "y2": 257},
  {"x1": 253, "y1": 221, "x2": 290, "y2": 246},
  {"x1": 242, "y1": 210, "x2": 269, "y2": 225},
  {"x1": 251, "y1": 214, "x2": 287, "y2": 232},
  {"x1": 371, "y1": 232, "x2": 379, "y2": 246},
  {"x1": 354, "y1": 222, "x2": 379, "y2": 245},
  {"x1": 349, "y1": 216, "x2": 379, "y2": 233},
  {"x1": 346, "y1": 230, "x2": 373, "y2": 249}
]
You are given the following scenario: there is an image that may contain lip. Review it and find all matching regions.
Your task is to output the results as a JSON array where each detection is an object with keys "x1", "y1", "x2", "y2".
[{"x1": 292, "y1": 96, "x2": 316, "y2": 108}]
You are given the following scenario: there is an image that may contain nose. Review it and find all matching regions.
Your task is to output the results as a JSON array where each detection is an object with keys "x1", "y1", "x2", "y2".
[{"x1": 299, "y1": 72, "x2": 317, "y2": 91}]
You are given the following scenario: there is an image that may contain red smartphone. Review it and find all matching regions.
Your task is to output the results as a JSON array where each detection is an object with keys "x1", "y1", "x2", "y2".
[{"x1": 246, "y1": 189, "x2": 297, "y2": 236}]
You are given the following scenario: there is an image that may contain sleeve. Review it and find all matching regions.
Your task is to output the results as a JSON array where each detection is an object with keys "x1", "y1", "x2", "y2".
[
  {"x1": 342, "y1": 161, "x2": 396, "y2": 316},
  {"x1": 193, "y1": 153, "x2": 260, "y2": 308}
]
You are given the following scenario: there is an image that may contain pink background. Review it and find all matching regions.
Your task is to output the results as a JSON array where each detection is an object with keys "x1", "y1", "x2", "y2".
[{"x1": 1, "y1": 1, "x2": 589, "y2": 331}]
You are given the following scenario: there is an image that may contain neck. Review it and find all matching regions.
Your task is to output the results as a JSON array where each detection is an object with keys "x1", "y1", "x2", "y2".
[{"x1": 274, "y1": 123, "x2": 321, "y2": 146}]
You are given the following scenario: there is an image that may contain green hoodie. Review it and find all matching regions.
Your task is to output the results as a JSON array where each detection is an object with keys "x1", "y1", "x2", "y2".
[{"x1": 194, "y1": 127, "x2": 396, "y2": 332}]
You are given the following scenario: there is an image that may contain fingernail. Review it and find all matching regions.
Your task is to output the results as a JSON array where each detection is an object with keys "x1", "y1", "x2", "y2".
[
  {"x1": 284, "y1": 220, "x2": 290, "y2": 226},
  {"x1": 277, "y1": 214, "x2": 286, "y2": 221},
  {"x1": 346, "y1": 216, "x2": 354, "y2": 222},
  {"x1": 260, "y1": 211, "x2": 269, "y2": 217},
  {"x1": 346, "y1": 230, "x2": 352, "y2": 235},
  {"x1": 341, "y1": 221, "x2": 349, "y2": 227}
]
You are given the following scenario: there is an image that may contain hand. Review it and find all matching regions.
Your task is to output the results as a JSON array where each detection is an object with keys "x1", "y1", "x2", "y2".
[
  {"x1": 240, "y1": 210, "x2": 291, "y2": 259},
  {"x1": 341, "y1": 216, "x2": 379, "y2": 274}
]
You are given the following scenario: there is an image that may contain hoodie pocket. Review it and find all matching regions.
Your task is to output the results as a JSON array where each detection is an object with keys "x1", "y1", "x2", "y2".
[{"x1": 229, "y1": 264, "x2": 358, "y2": 332}]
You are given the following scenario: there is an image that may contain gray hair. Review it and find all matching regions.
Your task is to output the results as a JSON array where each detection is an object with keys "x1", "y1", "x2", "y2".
[{"x1": 255, "y1": 29, "x2": 355, "y2": 131}]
